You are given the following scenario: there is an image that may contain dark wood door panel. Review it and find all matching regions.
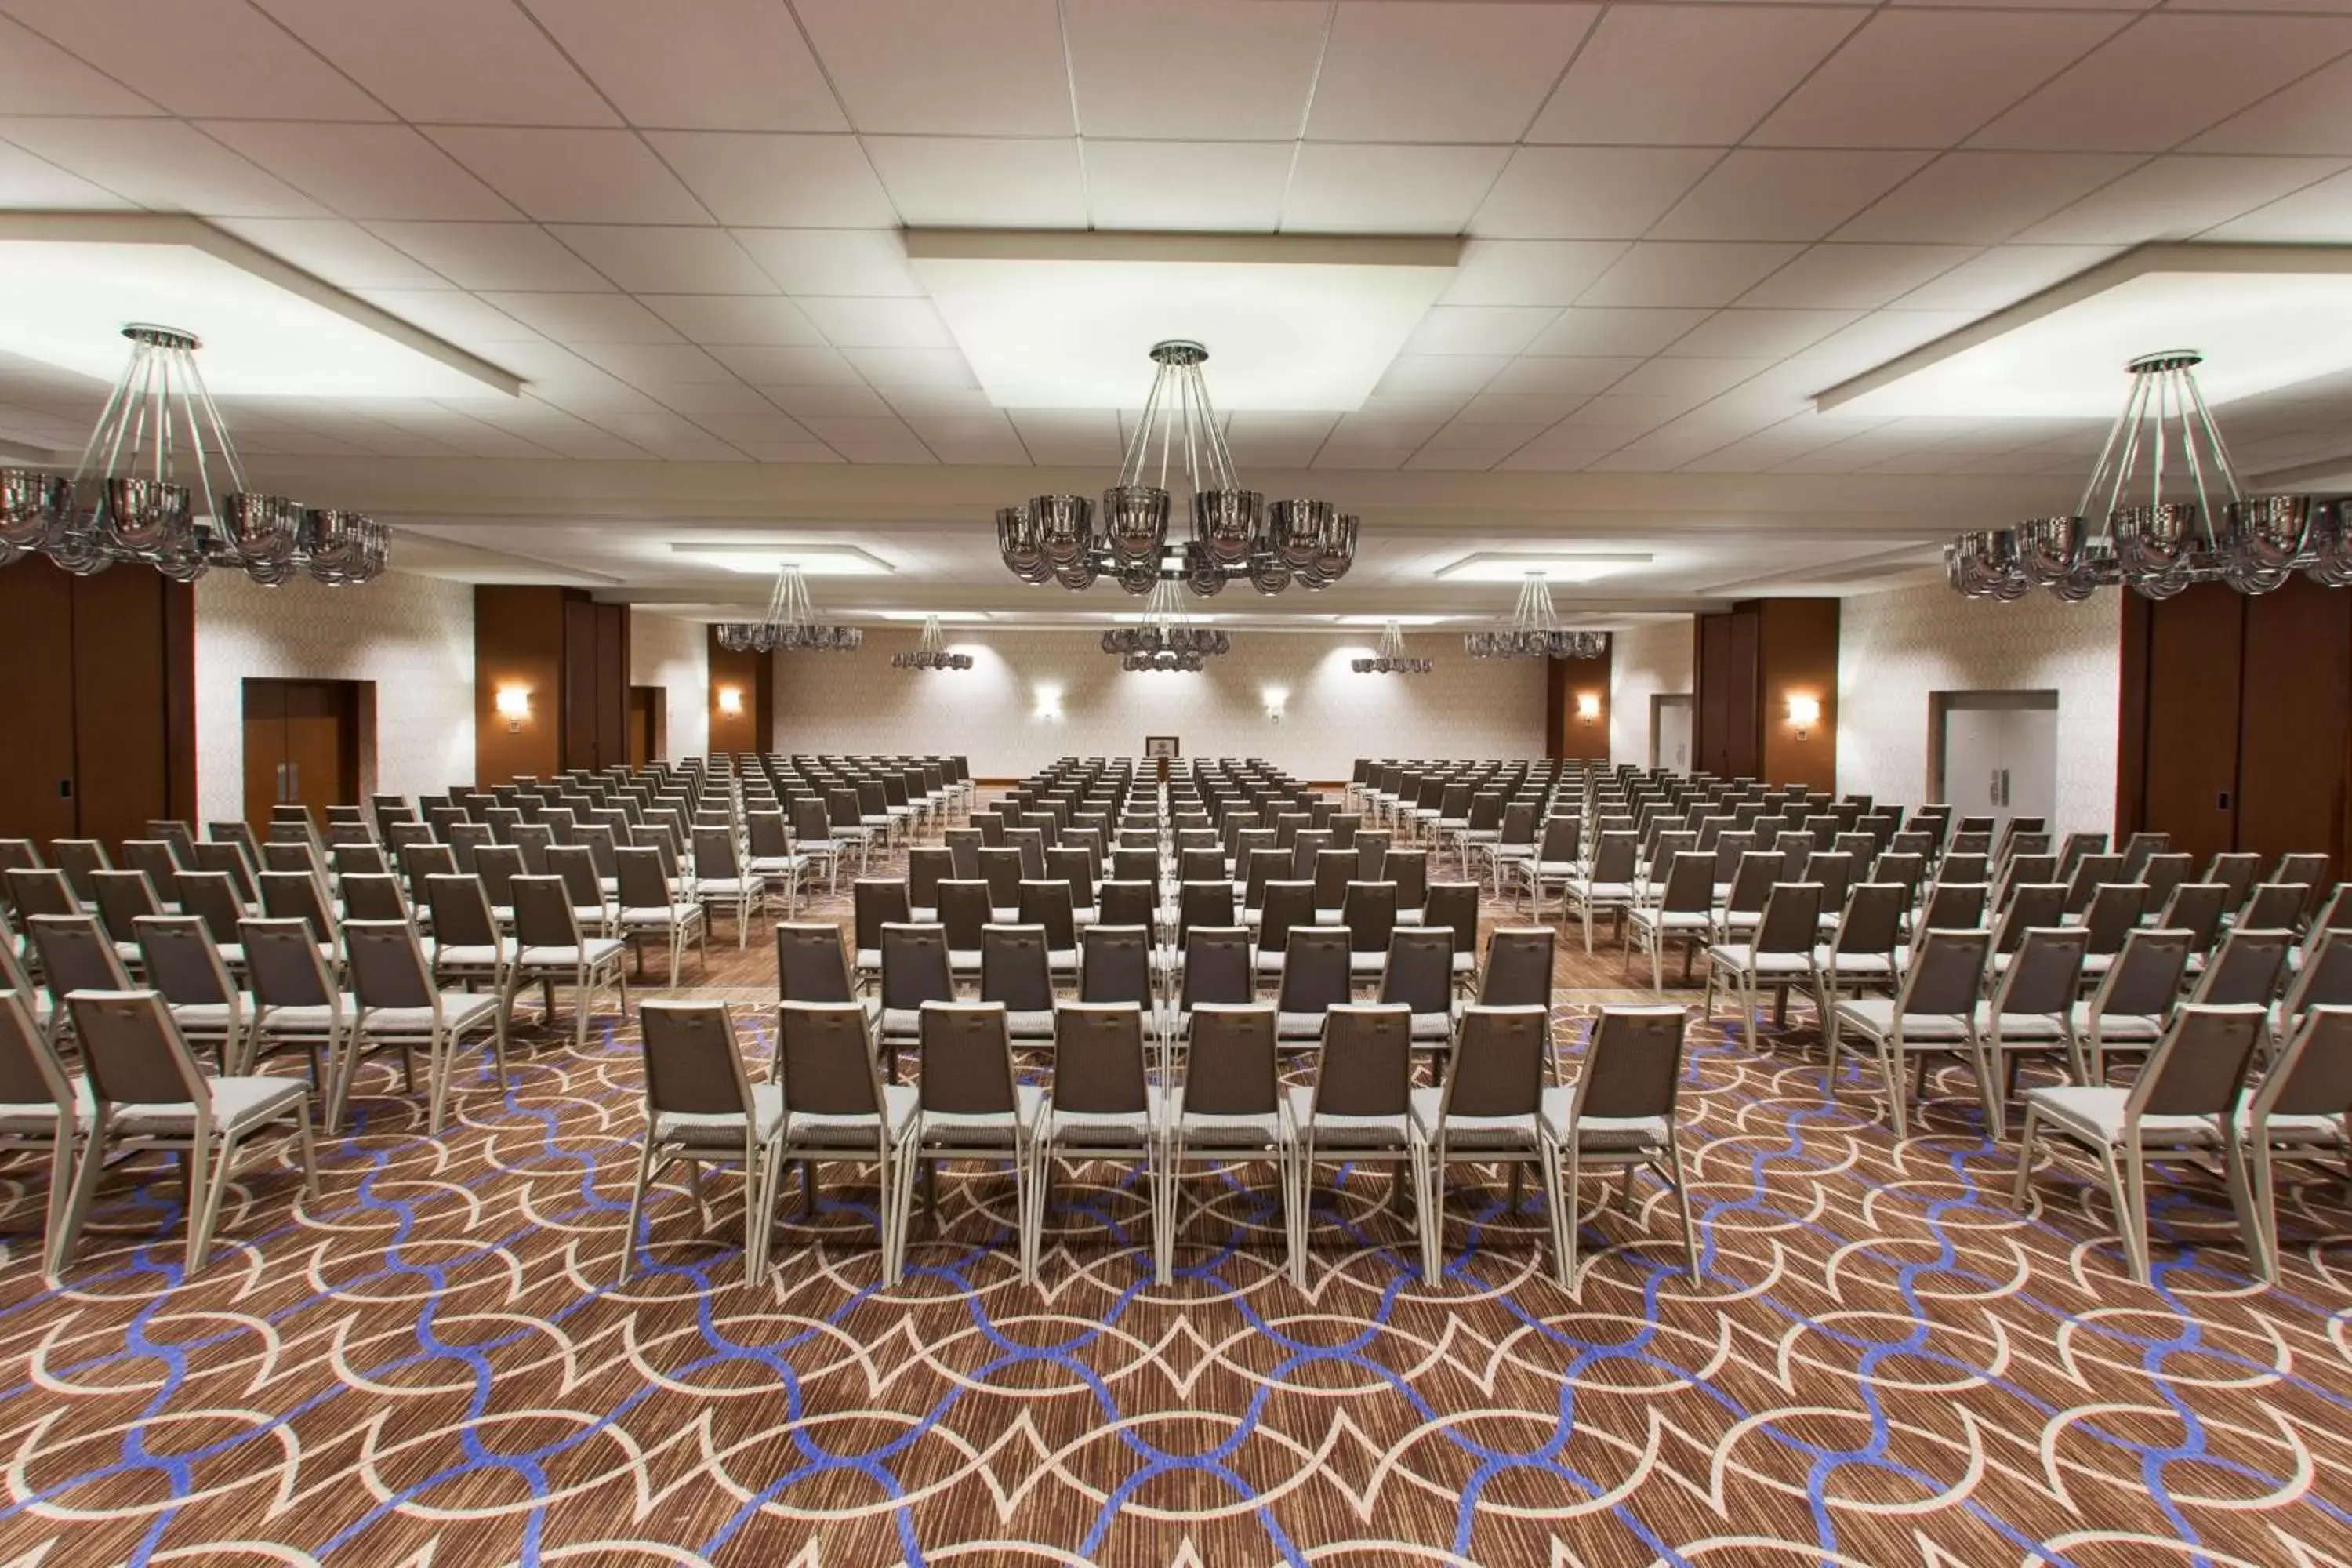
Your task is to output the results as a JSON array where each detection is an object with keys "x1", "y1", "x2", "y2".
[{"x1": 2140, "y1": 586, "x2": 2245, "y2": 869}]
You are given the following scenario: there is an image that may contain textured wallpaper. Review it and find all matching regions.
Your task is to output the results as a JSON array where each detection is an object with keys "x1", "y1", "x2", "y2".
[
  {"x1": 1837, "y1": 579, "x2": 2121, "y2": 837},
  {"x1": 1610, "y1": 618, "x2": 1696, "y2": 771},
  {"x1": 769, "y1": 627, "x2": 1545, "y2": 779},
  {"x1": 629, "y1": 612, "x2": 710, "y2": 763},
  {"x1": 194, "y1": 568, "x2": 476, "y2": 822}
]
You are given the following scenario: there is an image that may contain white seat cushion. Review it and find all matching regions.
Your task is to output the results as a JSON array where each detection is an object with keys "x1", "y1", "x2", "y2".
[
  {"x1": 115, "y1": 1074, "x2": 307, "y2": 1136},
  {"x1": 1286, "y1": 1085, "x2": 1414, "y2": 1145},
  {"x1": 361, "y1": 995, "x2": 502, "y2": 1035},
  {"x1": 1410, "y1": 1085, "x2": 1541, "y2": 1146},
  {"x1": 916, "y1": 1083, "x2": 1046, "y2": 1144},
  {"x1": 781, "y1": 1082, "x2": 919, "y2": 1145},
  {"x1": 2024, "y1": 1084, "x2": 2227, "y2": 1145},
  {"x1": 517, "y1": 941, "x2": 623, "y2": 967},
  {"x1": 436, "y1": 942, "x2": 512, "y2": 969},
  {"x1": 655, "y1": 1082, "x2": 785, "y2": 1146},
  {"x1": 1538, "y1": 1087, "x2": 1671, "y2": 1150},
  {"x1": 1830, "y1": 997, "x2": 1973, "y2": 1040}
]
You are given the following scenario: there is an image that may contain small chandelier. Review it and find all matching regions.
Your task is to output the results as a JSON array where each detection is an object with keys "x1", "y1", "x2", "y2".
[
  {"x1": 0, "y1": 324, "x2": 386, "y2": 586},
  {"x1": 891, "y1": 615, "x2": 971, "y2": 671},
  {"x1": 996, "y1": 340, "x2": 1359, "y2": 597},
  {"x1": 1946, "y1": 350, "x2": 2350, "y2": 602},
  {"x1": 1101, "y1": 576, "x2": 1229, "y2": 671},
  {"x1": 1353, "y1": 619, "x2": 1431, "y2": 674},
  {"x1": 1465, "y1": 574, "x2": 1608, "y2": 659},
  {"x1": 714, "y1": 562, "x2": 860, "y2": 653}
]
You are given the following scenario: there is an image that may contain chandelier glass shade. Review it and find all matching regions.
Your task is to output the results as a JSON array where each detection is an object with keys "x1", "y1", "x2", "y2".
[
  {"x1": 1100, "y1": 576, "x2": 1229, "y2": 671},
  {"x1": 891, "y1": 614, "x2": 971, "y2": 670},
  {"x1": 1946, "y1": 350, "x2": 2348, "y2": 602},
  {"x1": 713, "y1": 562, "x2": 861, "y2": 654},
  {"x1": 1465, "y1": 574, "x2": 1609, "y2": 659},
  {"x1": 996, "y1": 341, "x2": 1359, "y2": 597},
  {"x1": 1353, "y1": 619, "x2": 1431, "y2": 674},
  {"x1": 0, "y1": 324, "x2": 386, "y2": 586}
]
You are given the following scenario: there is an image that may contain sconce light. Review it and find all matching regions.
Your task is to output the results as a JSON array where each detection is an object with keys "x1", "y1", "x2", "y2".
[
  {"x1": 1787, "y1": 694, "x2": 1821, "y2": 739},
  {"x1": 1034, "y1": 684, "x2": 1062, "y2": 722},
  {"x1": 495, "y1": 686, "x2": 530, "y2": 733},
  {"x1": 717, "y1": 686, "x2": 744, "y2": 716},
  {"x1": 1575, "y1": 691, "x2": 1601, "y2": 725},
  {"x1": 1264, "y1": 686, "x2": 1287, "y2": 725}
]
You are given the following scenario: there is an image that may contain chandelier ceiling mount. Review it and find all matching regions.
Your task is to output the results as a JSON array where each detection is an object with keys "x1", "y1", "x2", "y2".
[{"x1": 715, "y1": 562, "x2": 861, "y2": 654}]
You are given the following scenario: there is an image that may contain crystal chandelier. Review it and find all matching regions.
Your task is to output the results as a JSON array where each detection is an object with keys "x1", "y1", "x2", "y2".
[
  {"x1": 1946, "y1": 350, "x2": 2349, "y2": 602},
  {"x1": 713, "y1": 562, "x2": 861, "y2": 653},
  {"x1": 996, "y1": 341, "x2": 1359, "y2": 597},
  {"x1": 0, "y1": 324, "x2": 386, "y2": 586},
  {"x1": 1353, "y1": 619, "x2": 1431, "y2": 674},
  {"x1": 891, "y1": 614, "x2": 971, "y2": 671},
  {"x1": 1100, "y1": 576, "x2": 1229, "y2": 671},
  {"x1": 1465, "y1": 574, "x2": 1608, "y2": 659}
]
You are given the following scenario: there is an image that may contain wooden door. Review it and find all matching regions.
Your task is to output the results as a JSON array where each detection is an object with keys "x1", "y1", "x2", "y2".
[
  {"x1": 245, "y1": 680, "x2": 359, "y2": 826},
  {"x1": 628, "y1": 686, "x2": 662, "y2": 766},
  {"x1": 0, "y1": 561, "x2": 78, "y2": 843}
]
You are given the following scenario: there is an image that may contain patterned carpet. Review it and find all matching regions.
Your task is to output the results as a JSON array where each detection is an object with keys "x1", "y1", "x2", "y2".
[{"x1": 2, "y1": 871, "x2": 2350, "y2": 1566}]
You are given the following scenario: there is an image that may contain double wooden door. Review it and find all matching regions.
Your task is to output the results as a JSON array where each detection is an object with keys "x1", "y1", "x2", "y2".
[{"x1": 244, "y1": 680, "x2": 360, "y2": 829}]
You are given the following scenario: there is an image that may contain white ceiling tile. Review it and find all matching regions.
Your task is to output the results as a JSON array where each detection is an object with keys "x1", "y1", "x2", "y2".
[
  {"x1": 1530, "y1": 5, "x2": 1862, "y2": 147},
  {"x1": 1440, "y1": 241, "x2": 1628, "y2": 307},
  {"x1": 365, "y1": 222, "x2": 612, "y2": 291},
  {"x1": 1558, "y1": 396, "x2": 1689, "y2": 430},
  {"x1": 1490, "y1": 448, "x2": 1594, "y2": 471},
  {"x1": 1576, "y1": 242, "x2": 1806, "y2": 307},
  {"x1": 799, "y1": 297, "x2": 955, "y2": 350},
  {"x1": 1790, "y1": 310, "x2": 1984, "y2": 380},
  {"x1": 641, "y1": 295, "x2": 823, "y2": 346},
  {"x1": 762, "y1": 384, "x2": 895, "y2": 416},
  {"x1": 1472, "y1": 147, "x2": 1719, "y2": 240},
  {"x1": 0, "y1": 117, "x2": 325, "y2": 216},
  {"x1": 1969, "y1": 15, "x2": 2352, "y2": 152},
  {"x1": 840, "y1": 346, "x2": 978, "y2": 389},
  {"x1": 795, "y1": 0, "x2": 1072, "y2": 136},
  {"x1": 712, "y1": 345, "x2": 864, "y2": 384},
  {"x1": 1283, "y1": 143, "x2": 1510, "y2": 233},
  {"x1": 1650, "y1": 150, "x2": 1933, "y2": 242},
  {"x1": 1660, "y1": 309, "x2": 1862, "y2": 359},
  {"x1": 1325, "y1": 418, "x2": 1443, "y2": 449},
  {"x1": 1084, "y1": 141, "x2": 1291, "y2": 231},
  {"x1": 677, "y1": 411, "x2": 813, "y2": 445},
  {"x1": 572, "y1": 343, "x2": 736, "y2": 385},
  {"x1": 731, "y1": 229, "x2": 923, "y2": 296},
  {"x1": 1483, "y1": 356, "x2": 1642, "y2": 395},
  {"x1": 1834, "y1": 151, "x2": 2143, "y2": 243},
  {"x1": 647, "y1": 132, "x2": 897, "y2": 228},
  {"x1": 520, "y1": 0, "x2": 847, "y2": 132},
  {"x1": 252, "y1": 0, "x2": 615, "y2": 124},
  {"x1": 1311, "y1": 448, "x2": 1406, "y2": 470},
  {"x1": 2013, "y1": 154, "x2": 2347, "y2": 243},
  {"x1": 218, "y1": 219, "x2": 448, "y2": 286},
  {"x1": 879, "y1": 387, "x2": 997, "y2": 419},
  {"x1": 426, "y1": 129, "x2": 712, "y2": 225},
  {"x1": 3, "y1": 0, "x2": 383, "y2": 118},
  {"x1": 0, "y1": 14, "x2": 162, "y2": 114},
  {"x1": 1733, "y1": 243, "x2": 1973, "y2": 308},
  {"x1": 1886, "y1": 244, "x2": 2121, "y2": 310},
  {"x1": 1402, "y1": 449, "x2": 1504, "y2": 471},
  {"x1": 1372, "y1": 354, "x2": 1510, "y2": 396},
  {"x1": 829, "y1": 441, "x2": 936, "y2": 464},
  {"x1": 476, "y1": 292, "x2": 684, "y2": 343},
  {"x1": 803, "y1": 415, "x2": 916, "y2": 442},
  {"x1": 0, "y1": 138, "x2": 133, "y2": 209},
  {"x1": 198, "y1": 122, "x2": 517, "y2": 220},
  {"x1": 1606, "y1": 358, "x2": 1772, "y2": 402},
  {"x1": 1306, "y1": 2, "x2": 1599, "y2": 143},
  {"x1": 1527, "y1": 307, "x2": 1711, "y2": 357},
  {"x1": 1750, "y1": 10, "x2": 2128, "y2": 148},
  {"x1": 353, "y1": 289, "x2": 544, "y2": 347},
  {"x1": 548, "y1": 226, "x2": 773, "y2": 292},
  {"x1": 862, "y1": 137, "x2": 1086, "y2": 227},
  {"x1": 1011, "y1": 409, "x2": 1119, "y2": 439},
  {"x1": 476, "y1": 341, "x2": 659, "y2": 402},
  {"x1": 1401, "y1": 306, "x2": 1561, "y2": 357},
  {"x1": 2190, "y1": 54, "x2": 2352, "y2": 155},
  {"x1": 581, "y1": 408, "x2": 725, "y2": 444},
  {"x1": 2205, "y1": 168, "x2": 2352, "y2": 241},
  {"x1": 902, "y1": 415, "x2": 1016, "y2": 445},
  {"x1": 739, "y1": 442, "x2": 846, "y2": 463},
  {"x1": 1454, "y1": 393, "x2": 1589, "y2": 425},
  {"x1": 1065, "y1": 0, "x2": 1327, "y2": 140}
]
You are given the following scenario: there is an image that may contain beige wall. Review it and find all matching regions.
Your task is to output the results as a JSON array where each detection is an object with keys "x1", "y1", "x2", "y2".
[
  {"x1": 194, "y1": 568, "x2": 476, "y2": 822},
  {"x1": 1837, "y1": 579, "x2": 2121, "y2": 837},
  {"x1": 1610, "y1": 618, "x2": 1695, "y2": 771},
  {"x1": 771, "y1": 627, "x2": 1544, "y2": 779},
  {"x1": 629, "y1": 612, "x2": 710, "y2": 762}
]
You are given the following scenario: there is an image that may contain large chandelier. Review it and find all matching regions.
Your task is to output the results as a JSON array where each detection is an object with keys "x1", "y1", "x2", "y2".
[
  {"x1": 1353, "y1": 619, "x2": 1431, "y2": 674},
  {"x1": 891, "y1": 615, "x2": 971, "y2": 671},
  {"x1": 1465, "y1": 574, "x2": 1608, "y2": 659},
  {"x1": 714, "y1": 562, "x2": 860, "y2": 653},
  {"x1": 1101, "y1": 577, "x2": 1229, "y2": 671},
  {"x1": 996, "y1": 340, "x2": 1359, "y2": 597},
  {"x1": 1946, "y1": 350, "x2": 2350, "y2": 602},
  {"x1": 0, "y1": 324, "x2": 386, "y2": 586}
]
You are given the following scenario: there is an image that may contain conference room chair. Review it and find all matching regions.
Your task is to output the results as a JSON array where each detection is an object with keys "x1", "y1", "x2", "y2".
[
  {"x1": 2239, "y1": 1005, "x2": 2352, "y2": 1283},
  {"x1": 423, "y1": 874, "x2": 514, "y2": 1004},
  {"x1": 877, "y1": 922, "x2": 953, "y2": 1076},
  {"x1": 2078, "y1": 930, "x2": 2194, "y2": 1086},
  {"x1": 2278, "y1": 931, "x2": 2352, "y2": 1044},
  {"x1": 1829, "y1": 927, "x2": 1991, "y2": 1137},
  {"x1": 978, "y1": 924, "x2": 1058, "y2": 1047},
  {"x1": 894, "y1": 1000, "x2": 1041, "y2": 1283},
  {"x1": 1016, "y1": 880, "x2": 1082, "y2": 981},
  {"x1": 0, "y1": 989, "x2": 83, "y2": 1279},
  {"x1": 1275, "y1": 927, "x2": 1353, "y2": 1046},
  {"x1": 1412, "y1": 1003, "x2": 1563, "y2": 1286},
  {"x1": 1563, "y1": 832, "x2": 1639, "y2": 954},
  {"x1": 133, "y1": 915, "x2": 249, "y2": 1076},
  {"x1": 614, "y1": 844, "x2": 708, "y2": 986},
  {"x1": 768, "y1": 1000, "x2": 918, "y2": 1281},
  {"x1": 56, "y1": 989, "x2": 317, "y2": 1279},
  {"x1": 1544, "y1": 1002, "x2": 1701, "y2": 1296},
  {"x1": 2013, "y1": 1002, "x2": 2267, "y2": 1286},
  {"x1": 620, "y1": 999, "x2": 781, "y2": 1285},
  {"x1": 27, "y1": 913, "x2": 133, "y2": 1044},
  {"x1": 1292, "y1": 1003, "x2": 1431, "y2": 1287},
  {"x1": 1160, "y1": 1000, "x2": 1298, "y2": 1283},
  {"x1": 1031, "y1": 1000, "x2": 1161, "y2": 1279},
  {"x1": 509, "y1": 875, "x2": 629, "y2": 1051},
  {"x1": 1704, "y1": 883, "x2": 1825, "y2": 1047},
  {"x1": 345, "y1": 918, "x2": 507, "y2": 1134}
]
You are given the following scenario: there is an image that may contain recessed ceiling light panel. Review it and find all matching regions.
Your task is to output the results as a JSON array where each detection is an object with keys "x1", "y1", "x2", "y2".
[
  {"x1": 668, "y1": 542, "x2": 895, "y2": 577},
  {"x1": 1435, "y1": 551, "x2": 1651, "y2": 584}
]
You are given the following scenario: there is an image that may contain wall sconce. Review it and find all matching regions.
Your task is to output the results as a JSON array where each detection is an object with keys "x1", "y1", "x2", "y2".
[
  {"x1": 1787, "y1": 694, "x2": 1821, "y2": 739},
  {"x1": 717, "y1": 686, "x2": 744, "y2": 717},
  {"x1": 1264, "y1": 686, "x2": 1287, "y2": 725},
  {"x1": 1034, "y1": 684, "x2": 1062, "y2": 722},
  {"x1": 1575, "y1": 692, "x2": 1601, "y2": 726},
  {"x1": 494, "y1": 686, "x2": 530, "y2": 733}
]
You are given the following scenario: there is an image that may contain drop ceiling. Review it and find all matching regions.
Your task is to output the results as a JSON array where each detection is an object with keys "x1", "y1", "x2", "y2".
[{"x1": 1, "y1": 0, "x2": 2350, "y2": 621}]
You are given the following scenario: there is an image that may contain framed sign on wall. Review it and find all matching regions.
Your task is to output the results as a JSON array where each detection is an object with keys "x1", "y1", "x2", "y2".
[{"x1": 1144, "y1": 735, "x2": 1180, "y2": 759}]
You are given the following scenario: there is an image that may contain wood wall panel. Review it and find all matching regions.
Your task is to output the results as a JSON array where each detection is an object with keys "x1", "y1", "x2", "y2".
[
  {"x1": 2236, "y1": 577, "x2": 2351, "y2": 874},
  {"x1": 593, "y1": 602, "x2": 628, "y2": 771},
  {"x1": 561, "y1": 597, "x2": 599, "y2": 772},
  {"x1": 0, "y1": 561, "x2": 79, "y2": 842},
  {"x1": 1544, "y1": 641, "x2": 1613, "y2": 760},
  {"x1": 706, "y1": 631, "x2": 773, "y2": 756},
  {"x1": 1756, "y1": 597, "x2": 1840, "y2": 791},
  {"x1": 474, "y1": 586, "x2": 566, "y2": 783},
  {"x1": 2140, "y1": 586, "x2": 2245, "y2": 869},
  {"x1": 1695, "y1": 613, "x2": 1732, "y2": 777}
]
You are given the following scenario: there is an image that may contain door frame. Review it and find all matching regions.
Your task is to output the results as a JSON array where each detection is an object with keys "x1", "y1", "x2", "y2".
[
  {"x1": 1650, "y1": 692, "x2": 1693, "y2": 771},
  {"x1": 628, "y1": 684, "x2": 666, "y2": 766},
  {"x1": 241, "y1": 677, "x2": 376, "y2": 824},
  {"x1": 1927, "y1": 688, "x2": 2058, "y2": 808}
]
